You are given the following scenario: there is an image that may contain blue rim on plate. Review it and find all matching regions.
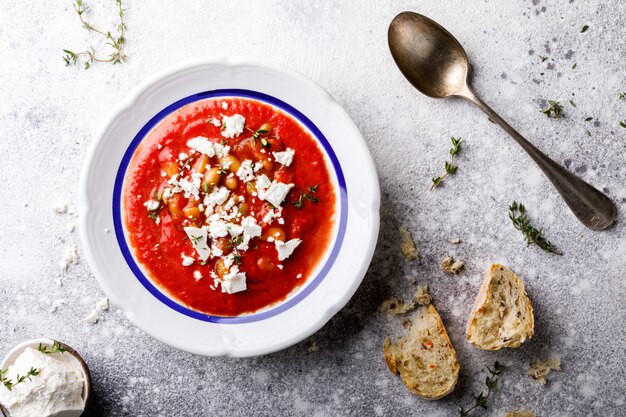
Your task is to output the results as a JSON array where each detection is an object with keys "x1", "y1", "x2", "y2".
[{"x1": 112, "y1": 89, "x2": 348, "y2": 324}]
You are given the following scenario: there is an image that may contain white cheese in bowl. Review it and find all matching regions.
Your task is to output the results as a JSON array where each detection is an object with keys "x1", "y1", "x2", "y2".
[{"x1": 0, "y1": 347, "x2": 86, "y2": 417}]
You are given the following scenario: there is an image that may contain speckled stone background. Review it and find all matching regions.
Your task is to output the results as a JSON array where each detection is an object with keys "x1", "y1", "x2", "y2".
[{"x1": 1, "y1": 1, "x2": 625, "y2": 416}]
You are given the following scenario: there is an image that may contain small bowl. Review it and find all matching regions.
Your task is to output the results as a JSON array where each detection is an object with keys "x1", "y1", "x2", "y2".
[{"x1": 0, "y1": 338, "x2": 92, "y2": 417}]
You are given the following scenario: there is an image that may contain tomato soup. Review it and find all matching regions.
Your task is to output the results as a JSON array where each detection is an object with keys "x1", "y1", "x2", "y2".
[{"x1": 122, "y1": 97, "x2": 336, "y2": 316}]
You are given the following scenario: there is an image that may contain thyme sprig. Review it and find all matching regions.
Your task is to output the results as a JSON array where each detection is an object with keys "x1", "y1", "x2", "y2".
[
  {"x1": 431, "y1": 136, "x2": 463, "y2": 190},
  {"x1": 458, "y1": 362, "x2": 505, "y2": 417},
  {"x1": 245, "y1": 126, "x2": 271, "y2": 147},
  {"x1": 509, "y1": 201, "x2": 562, "y2": 255},
  {"x1": 540, "y1": 100, "x2": 563, "y2": 119},
  {"x1": 0, "y1": 367, "x2": 40, "y2": 391},
  {"x1": 63, "y1": 0, "x2": 127, "y2": 69},
  {"x1": 618, "y1": 92, "x2": 625, "y2": 100},
  {"x1": 38, "y1": 340, "x2": 67, "y2": 355},
  {"x1": 292, "y1": 185, "x2": 319, "y2": 209}
]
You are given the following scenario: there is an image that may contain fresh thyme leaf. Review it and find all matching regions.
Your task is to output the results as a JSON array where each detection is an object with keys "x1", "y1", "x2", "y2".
[
  {"x1": 456, "y1": 362, "x2": 505, "y2": 416},
  {"x1": 540, "y1": 100, "x2": 563, "y2": 119},
  {"x1": 430, "y1": 136, "x2": 463, "y2": 190},
  {"x1": 202, "y1": 182, "x2": 209, "y2": 193},
  {"x1": 508, "y1": 201, "x2": 562, "y2": 255},
  {"x1": 584, "y1": 116, "x2": 593, "y2": 122},
  {"x1": 487, "y1": 117, "x2": 495, "y2": 124},
  {"x1": 63, "y1": 0, "x2": 128, "y2": 69},
  {"x1": 1, "y1": 367, "x2": 39, "y2": 391},
  {"x1": 586, "y1": 130, "x2": 592, "y2": 137},
  {"x1": 620, "y1": 120, "x2": 626, "y2": 128},
  {"x1": 539, "y1": 55, "x2": 548, "y2": 62},
  {"x1": 292, "y1": 184, "x2": 320, "y2": 209},
  {"x1": 571, "y1": 63, "x2": 577, "y2": 69},
  {"x1": 581, "y1": 24, "x2": 589, "y2": 33},
  {"x1": 38, "y1": 340, "x2": 67, "y2": 354},
  {"x1": 618, "y1": 92, "x2": 626, "y2": 100},
  {"x1": 568, "y1": 99, "x2": 576, "y2": 107}
]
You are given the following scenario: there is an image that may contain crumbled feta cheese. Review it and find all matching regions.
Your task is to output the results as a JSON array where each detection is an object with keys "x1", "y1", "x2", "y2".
[
  {"x1": 144, "y1": 199, "x2": 160, "y2": 211},
  {"x1": 181, "y1": 255, "x2": 195, "y2": 266},
  {"x1": 236, "y1": 160, "x2": 261, "y2": 183},
  {"x1": 255, "y1": 174, "x2": 272, "y2": 191},
  {"x1": 262, "y1": 208, "x2": 282, "y2": 225},
  {"x1": 183, "y1": 227, "x2": 211, "y2": 261},
  {"x1": 227, "y1": 223, "x2": 244, "y2": 236},
  {"x1": 52, "y1": 203, "x2": 68, "y2": 214},
  {"x1": 205, "y1": 186, "x2": 230, "y2": 206},
  {"x1": 277, "y1": 264, "x2": 284, "y2": 270},
  {"x1": 221, "y1": 114, "x2": 246, "y2": 138},
  {"x1": 275, "y1": 238, "x2": 302, "y2": 261},
  {"x1": 50, "y1": 299, "x2": 65, "y2": 313},
  {"x1": 66, "y1": 223, "x2": 75, "y2": 233},
  {"x1": 224, "y1": 198, "x2": 236, "y2": 211},
  {"x1": 272, "y1": 148, "x2": 295, "y2": 166},
  {"x1": 59, "y1": 245, "x2": 78, "y2": 270},
  {"x1": 258, "y1": 182, "x2": 294, "y2": 208},
  {"x1": 277, "y1": 218, "x2": 285, "y2": 225},
  {"x1": 221, "y1": 265, "x2": 247, "y2": 294},
  {"x1": 237, "y1": 216, "x2": 262, "y2": 250},
  {"x1": 296, "y1": 273, "x2": 303, "y2": 279},
  {"x1": 85, "y1": 297, "x2": 109, "y2": 324},
  {"x1": 210, "y1": 244, "x2": 223, "y2": 258},
  {"x1": 193, "y1": 271, "x2": 203, "y2": 281},
  {"x1": 211, "y1": 118, "x2": 221, "y2": 127},
  {"x1": 209, "y1": 220, "x2": 229, "y2": 238},
  {"x1": 179, "y1": 152, "x2": 189, "y2": 161},
  {"x1": 187, "y1": 137, "x2": 230, "y2": 158},
  {"x1": 221, "y1": 102, "x2": 228, "y2": 110}
]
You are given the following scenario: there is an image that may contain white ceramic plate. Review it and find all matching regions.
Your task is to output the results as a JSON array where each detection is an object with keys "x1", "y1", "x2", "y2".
[{"x1": 79, "y1": 58, "x2": 380, "y2": 357}]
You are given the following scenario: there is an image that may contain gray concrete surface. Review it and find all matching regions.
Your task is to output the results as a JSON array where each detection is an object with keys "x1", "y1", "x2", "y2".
[{"x1": 1, "y1": 1, "x2": 625, "y2": 416}]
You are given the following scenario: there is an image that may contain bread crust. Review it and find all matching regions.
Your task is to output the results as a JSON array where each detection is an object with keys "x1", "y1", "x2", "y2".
[
  {"x1": 466, "y1": 263, "x2": 534, "y2": 350},
  {"x1": 384, "y1": 305, "x2": 460, "y2": 400}
]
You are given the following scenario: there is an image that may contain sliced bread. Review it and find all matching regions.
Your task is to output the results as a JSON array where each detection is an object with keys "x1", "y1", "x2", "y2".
[
  {"x1": 384, "y1": 304, "x2": 459, "y2": 399},
  {"x1": 466, "y1": 263, "x2": 534, "y2": 350}
]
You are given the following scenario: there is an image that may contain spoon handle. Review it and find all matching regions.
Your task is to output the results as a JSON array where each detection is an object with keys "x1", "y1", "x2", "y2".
[{"x1": 460, "y1": 87, "x2": 616, "y2": 230}]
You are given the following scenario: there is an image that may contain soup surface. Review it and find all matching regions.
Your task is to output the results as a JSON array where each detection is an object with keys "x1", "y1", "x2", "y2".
[{"x1": 123, "y1": 97, "x2": 336, "y2": 316}]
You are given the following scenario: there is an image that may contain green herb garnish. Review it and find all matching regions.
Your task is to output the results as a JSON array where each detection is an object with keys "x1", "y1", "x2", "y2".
[
  {"x1": 580, "y1": 24, "x2": 589, "y2": 33},
  {"x1": 292, "y1": 185, "x2": 320, "y2": 209},
  {"x1": 63, "y1": 0, "x2": 127, "y2": 69},
  {"x1": 245, "y1": 126, "x2": 271, "y2": 146},
  {"x1": 620, "y1": 120, "x2": 626, "y2": 128},
  {"x1": 38, "y1": 340, "x2": 67, "y2": 354},
  {"x1": 540, "y1": 100, "x2": 563, "y2": 119},
  {"x1": 1, "y1": 367, "x2": 40, "y2": 391},
  {"x1": 539, "y1": 55, "x2": 548, "y2": 62},
  {"x1": 584, "y1": 116, "x2": 593, "y2": 122},
  {"x1": 509, "y1": 201, "x2": 562, "y2": 255},
  {"x1": 457, "y1": 362, "x2": 505, "y2": 417},
  {"x1": 431, "y1": 136, "x2": 463, "y2": 190},
  {"x1": 618, "y1": 92, "x2": 626, "y2": 100},
  {"x1": 571, "y1": 63, "x2": 577, "y2": 70}
]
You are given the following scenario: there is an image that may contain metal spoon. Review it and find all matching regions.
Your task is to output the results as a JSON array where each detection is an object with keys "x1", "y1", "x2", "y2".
[{"x1": 388, "y1": 11, "x2": 616, "y2": 230}]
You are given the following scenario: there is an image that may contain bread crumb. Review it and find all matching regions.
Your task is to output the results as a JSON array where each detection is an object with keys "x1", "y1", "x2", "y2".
[
  {"x1": 52, "y1": 203, "x2": 68, "y2": 214},
  {"x1": 379, "y1": 298, "x2": 416, "y2": 315},
  {"x1": 505, "y1": 412, "x2": 536, "y2": 417},
  {"x1": 85, "y1": 297, "x2": 109, "y2": 324},
  {"x1": 67, "y1": 205, "x2": 78, "y2": 216},
  {"x1": 66, "y1": 223, "x2": 76, "y2": 233},
  {"x1": 307, "y1": 340, "x2": 320, "y2": 353},
  {"x1": 399, "y1": 227, "x2": 420, "y2": 260},
  {"x1": 414, "y1": 286, "x2": 431, "y2": 305},
  {"x1": 50, "y1": 299, "x2": 65, "y2": 313},
  {"x1": 59, "y1": 245, "x2": 79, "y2": 270},
  {"x1": 440, "y1": 256, "x2": 464, "y2": 274},
  {"x1": 528, "y1": 356, "x2": 561, "y2": 385},
  {"x1": 450, "y1": 238, "x2": 461, "y2": 244}
]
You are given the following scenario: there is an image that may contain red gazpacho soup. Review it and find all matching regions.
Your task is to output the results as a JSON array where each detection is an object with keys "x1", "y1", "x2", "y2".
[{"x1": 123, "y1": 97, "x2": 336, "y2": 316}]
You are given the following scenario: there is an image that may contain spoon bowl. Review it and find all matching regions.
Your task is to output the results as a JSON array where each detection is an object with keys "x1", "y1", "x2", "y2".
[
  {"x1": 387, "y1": 11, "x2": 616, "y2": 230},
  {"x1": 388, "y1": 12, "x2": 469, "y2": 98}
]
